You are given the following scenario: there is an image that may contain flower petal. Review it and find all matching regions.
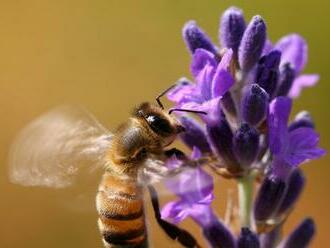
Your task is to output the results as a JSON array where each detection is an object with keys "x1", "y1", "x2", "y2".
[
  {"x1": 181, "y1": 97, "x2": 222, "y2": 124},
  {"x1": 196, "y1": 64, "x2": 215, "y2": 101},
  {"x1": 268, "y1": 97, "x2": 292, "y2": 155},
  {"x1": 285, "y1": 127, "x2": 326, "y2": 166},
  {"x1": 191, "y1": 48, "x2": 217, "y2": 78},
  {"x1": 288, "y1": 74, "x2": 320, "y2": 98},
  {"x1": 166, "y1": 166, "x2": 214, "y2": 203},
  {"x1": 212, "y1": 70, "x2": 234, "y2": 98},
  {"x1": 161, "y1": 200, "x2": 190, "y2": 224},
  {"x1": 211, "y1": 49, "x2": 234, "y2": 98},
  {"x1": 166, "y1": 78, "x2": 201, "y2": 104},
  {"x1": 275, "y1": 34, "x2": 307, "y2": 73}
]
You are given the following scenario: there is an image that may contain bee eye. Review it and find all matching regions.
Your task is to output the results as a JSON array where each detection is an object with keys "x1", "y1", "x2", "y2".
[{"x1": 146, "y1": 115, "x2": 172, "y2": 135}]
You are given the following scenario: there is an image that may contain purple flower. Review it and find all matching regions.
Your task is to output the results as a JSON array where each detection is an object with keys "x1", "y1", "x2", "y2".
[
  {"x1": 233, "y1": 123, "x2": 260, "y2": 167},
  {"x1": 237, "y1": 228, "x2": 260, "y2": 248},
  {"x1": 274, "y1": 34, "x2": 320, "y2": 98},
  {"x1": 268, "y1": 96, "x2": 325, "y2": 179},
  {"x1": 220, "y1": 7, "x2": 246, "y2": 56},
  {"x1": 161, "y1": 148, "x2": 236, "y2": 247},
  {"x1": 255, "y1": 50, "x2": 281, "y2": 97},
  {"x1": 179, "y1": 116, "x2": 211, "y2": 153},
  {"x1": 167, "y1": 48, "x2": 234, "y2": 123},
  {"x1": 183, "y1": 21, "x2": 218, "y2": 55},
  {"x1": 238, "y1": 15, "x2": 267, "y2": 72},
  {"x1": 241, "y1": 84, "x2": 269, "y2": 126},
  {"x1": 161, "y1": 148, "x2": 214, "y2": 225},
  {"x1": 280, "y1": 218, "x2": 316, "y2": 248}
]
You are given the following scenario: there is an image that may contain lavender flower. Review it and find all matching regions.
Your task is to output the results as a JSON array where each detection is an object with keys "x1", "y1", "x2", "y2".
[
  {"x1": 179, "y1": 116, "x2": 211, "y2": 153},
  {"x1": 279, "y1": 218, "x2": 316, "y2": 248},
  {"x1": 274, "y1": 34, "x2": 320, "y2": 98},
  {"x1": 241, "y1": 84, "x2": 269, "y2": 126},
  {"x1": 238, "y1": 15, "x2": 267, "y2": 72},
  {"x1": 159, "y1": 6, "x2": 325, "y2": 247},
  {"x1": 255, "y1": 50, "x2": 281, "y2": 97},
  {"x1": 220, "y1": 7, "x2": 246, "y2": 57},
  {"x1": 183, "y1": 21, "x2": 218, "y2": 55},
  {"x1": 268, "y1": 96, "x2": 325, "y2": 179},
  {"x1": 237, "y1": 228, "x2": 260, "y2": 248},
  {"x1": 161, "y1": 148, "x2": 236, "y2": 247},
  {"x1": 233, "y1": 123, "x2": 259, "y2": 167},
  {"x1": 167, "y1": 48, "x2": 234, "y2": 123}
]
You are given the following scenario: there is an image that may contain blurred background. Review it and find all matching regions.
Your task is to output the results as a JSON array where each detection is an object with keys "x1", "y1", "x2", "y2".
[{"x1": 0, "y1": 0, "x2": 329, "y2": 247}]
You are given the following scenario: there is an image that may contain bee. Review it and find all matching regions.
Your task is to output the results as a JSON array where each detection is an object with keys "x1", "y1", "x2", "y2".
[{"x1": 8, "y1": 88, "x2": 206, "y2": 248}]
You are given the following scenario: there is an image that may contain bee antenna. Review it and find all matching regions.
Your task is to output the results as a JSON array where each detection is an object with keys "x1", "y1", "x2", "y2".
[
  {"x1": 156, "y1": 84, "x2": 177, "y2": 110},
  {"x1": 168, "y1": 108, "x2": 207, "y2": 115}
]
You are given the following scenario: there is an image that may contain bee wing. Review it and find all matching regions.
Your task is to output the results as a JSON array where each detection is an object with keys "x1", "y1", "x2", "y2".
[{"x1": 8, "y1": 105, "x2": 112, "y2": 189}]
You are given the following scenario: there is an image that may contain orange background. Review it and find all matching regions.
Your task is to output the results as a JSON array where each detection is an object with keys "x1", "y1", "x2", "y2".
[{"x1": 0, "y1": 1, "x2": 329, "y2": 247}]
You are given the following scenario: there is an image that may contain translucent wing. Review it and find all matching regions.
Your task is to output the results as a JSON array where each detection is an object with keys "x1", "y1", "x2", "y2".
[{"x1": 8, "y1": 105, "x2": 112, "y2": 188}]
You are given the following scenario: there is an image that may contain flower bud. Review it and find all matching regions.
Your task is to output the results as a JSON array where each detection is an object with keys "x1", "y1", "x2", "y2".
[
  {"x1": 183, "y1": 21, "x2": 217, "y2": 55},
  {"x1": 288, "y1": 111, "x2": 314, "y2": 131},
  {"x1": 238, "y1": 15, "x2": 267, "y2": 72},
  {"x1": 259, "y1": 224, "x2": 282, "y2": 248},
  {"x1": 241, "y1": 84, "x2": 269, "y2": 126},
  {"x1": 206, "y1": 116, "x2": 239, "y2": 172},
  {"x1": 237, "y1": 228, "x2": 260, "y2": 248},
  {"x1": 220, "y1": 7, "x2": 246, "y2": 56},
  {"x1": 203, "y1": 220, "x2": 236, "y2": 248},
  {"x1": 254, "y1": 175, "x2": 286, "y2": 222},
  {"x1": 221, "y1": 92, "x2": 237, "y2": 119},
  {"x1": 280, "y1": 218, "x2": 315, "y2": 248},
  {"x1": 255, "y1": 50, "x2": 281, "y2": 97},
  {"x1": 179, "y1": 116, "x2": 211, "y2": 153},
  {"x1": 233, "y1": 123, "x2": 259, "y2": 167},
  {"x1": 276, "y1": 169, "x2": 305, "y2": 216},
  {"x1": 276, "y1": 63, "x2": 295, "y2": 96}
]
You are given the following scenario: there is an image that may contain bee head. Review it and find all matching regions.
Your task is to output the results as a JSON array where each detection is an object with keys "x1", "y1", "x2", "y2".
[{"x1": 134, "y1": 102, "x2": 184, "y2": 141}]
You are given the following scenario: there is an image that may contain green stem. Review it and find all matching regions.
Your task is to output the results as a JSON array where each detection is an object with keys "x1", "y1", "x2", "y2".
[{"x1": 238, "y1": 175, "x2": 254, "y2": 228}]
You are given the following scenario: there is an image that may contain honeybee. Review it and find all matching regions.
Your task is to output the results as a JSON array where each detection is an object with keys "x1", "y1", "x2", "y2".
[{"x1": 8, "y1": 89, "x2": 206, "y2": 248}]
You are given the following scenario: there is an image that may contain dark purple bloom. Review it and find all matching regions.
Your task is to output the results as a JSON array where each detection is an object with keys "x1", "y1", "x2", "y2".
[
  {"x1": 220, "y1": 7, "x2": 246, "y2": 56},
  {"x1": 238, "y1": 15, "x2": 267, "y2": 72},
  {"x1": 203, "y1": 220, "x2": 236, "y2": 248},
  {"x1": 268, "y1": 97, "x2": 325, "y2": 179},
  {"x1": 233, "y1": 123, "x2": 259, "y2": 167},
  {"x1": 179, "y1": 116, "x2": 211, "y2": 153},
  {"x1": 288, "y1": 111, "x2": 314, "y2": 131},
  {"x1": 206, "y1": 115, "x2": 239, "y2": 171},
  {"x1": 237, "y1": 228, "x2": 260, "y2": 248},
  {"x1": 254, "y1": 175, "x2": 286, "y2": 222},
  {"x1": 241, "y1": 84, "x2": 269, "y2": 126},
  {"x1": 275, "y1": 34, "x2": 319, "y2": 98},
  {"x1": 276, "y1": 63, "x2": 296, "y2": 97},
  {"x1": 183, "y1": 21, "x2": 218, "y2": 55},
  {"x1": 276, "y1": 169, "x2": 305, "y2": 216},
  {"x1": 255, "y1": 50, "x2": 281, "y2": 97},
  {"x1": 280, "y1": 218, "x2": 315, "y2": 248}
]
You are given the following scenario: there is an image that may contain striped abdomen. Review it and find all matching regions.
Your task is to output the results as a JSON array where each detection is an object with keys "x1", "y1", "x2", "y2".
[{"x1": 96, "y1": 172, "x2": 147, "y2": 248}]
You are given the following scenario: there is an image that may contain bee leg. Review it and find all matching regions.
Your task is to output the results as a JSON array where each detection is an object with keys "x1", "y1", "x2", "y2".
[{"x1": 147, "y1": 185, "x2": 201, "y2": 248}]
